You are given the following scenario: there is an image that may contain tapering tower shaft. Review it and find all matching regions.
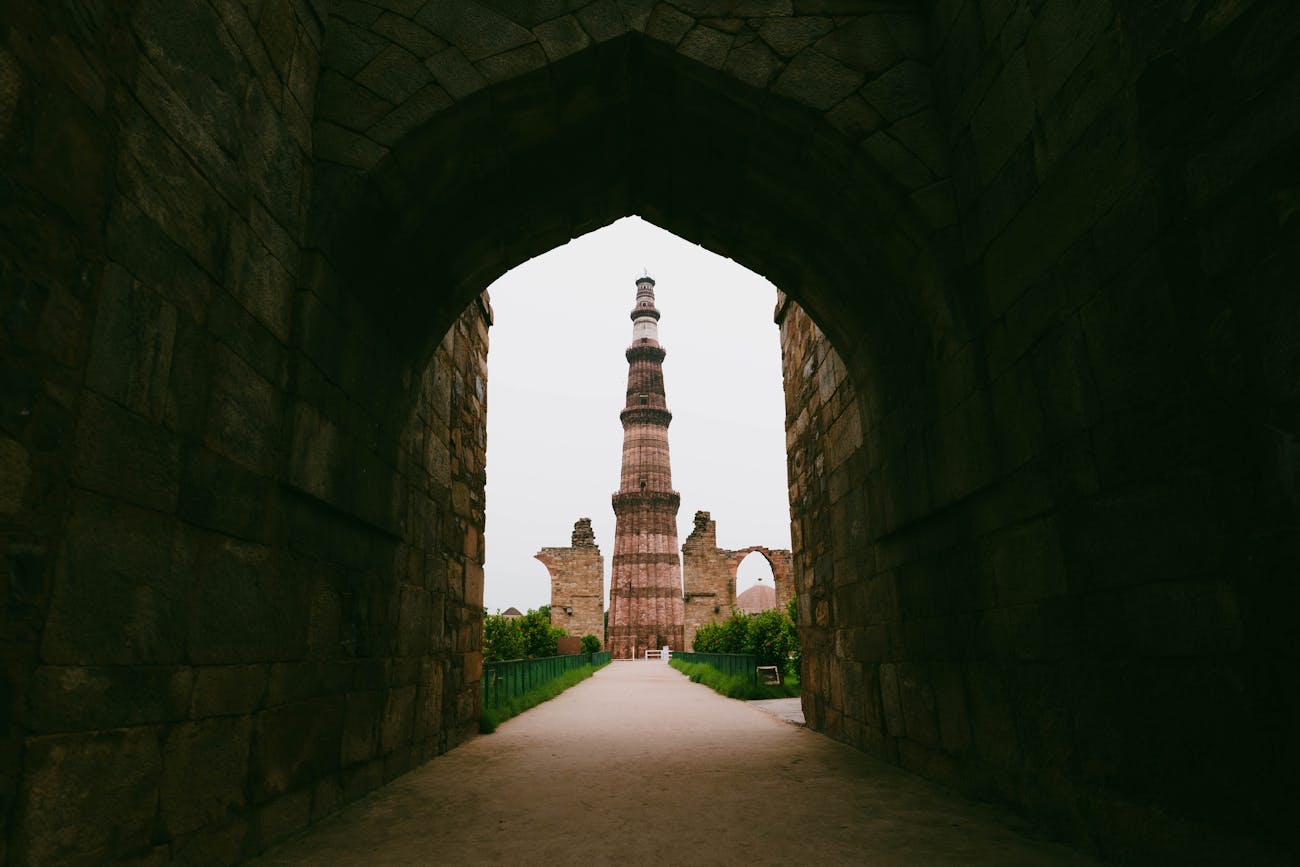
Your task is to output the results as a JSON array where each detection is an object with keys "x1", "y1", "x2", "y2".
[{"x1": 608, "y1": 274, "x2": 685, "y2": 658}]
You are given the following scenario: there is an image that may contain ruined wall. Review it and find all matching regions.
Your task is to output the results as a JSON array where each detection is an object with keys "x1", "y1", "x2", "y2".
[
  {"x1": 681, "y1": 511, "x2": 731, "y2": 651},
  {"x1": 682, "y1": 510, "x2": 794, "y2": 649},
  {"x1": 537, "y1": 518, "x2": 605, "y2": 648}
]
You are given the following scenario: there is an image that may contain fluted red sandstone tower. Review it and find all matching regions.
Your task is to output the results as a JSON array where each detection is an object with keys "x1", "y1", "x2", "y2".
[{"x1": 608, "y1": 274, "x2": 685, "y2": 658}]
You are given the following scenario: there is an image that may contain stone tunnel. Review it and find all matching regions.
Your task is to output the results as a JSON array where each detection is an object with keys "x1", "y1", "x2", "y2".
[{"x1": 1, "y1": 1, "x2": 1297, "y2": 864}]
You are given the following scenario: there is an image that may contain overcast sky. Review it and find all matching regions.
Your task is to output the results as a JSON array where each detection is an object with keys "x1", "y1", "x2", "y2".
[{"x1": 482, "y1": 217, "x2": 791, "y2": 614}]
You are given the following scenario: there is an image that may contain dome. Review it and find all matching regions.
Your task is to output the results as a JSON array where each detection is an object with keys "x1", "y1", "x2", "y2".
[{"x1": 735, "y1": 584, "x2": 776, "y2": 614}]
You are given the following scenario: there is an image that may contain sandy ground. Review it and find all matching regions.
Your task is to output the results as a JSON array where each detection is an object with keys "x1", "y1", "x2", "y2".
[{"x1": 251, "y1": 661, "x2": 1097, "y2": 866}]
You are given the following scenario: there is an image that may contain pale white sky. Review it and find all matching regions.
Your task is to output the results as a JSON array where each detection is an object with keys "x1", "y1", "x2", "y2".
[{"x1": 482, "y1": 217, "x2": 792, "y2": 614}]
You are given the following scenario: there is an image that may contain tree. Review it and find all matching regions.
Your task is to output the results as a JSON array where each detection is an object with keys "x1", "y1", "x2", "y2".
[
  {"x1": 580, "y1": 634, "x2": 601, "y2": 654},
  {"x1": 483, "y1": 611, "x2": 525, "y2": 662},
  {"x1": 747, "y1": 608, "x2": 793, "y2": 671}
]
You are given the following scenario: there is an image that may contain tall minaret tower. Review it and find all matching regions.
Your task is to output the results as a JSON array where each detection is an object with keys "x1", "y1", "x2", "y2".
[{"x1": 607, "y1": 273, "x2": 685, "y2": 658}]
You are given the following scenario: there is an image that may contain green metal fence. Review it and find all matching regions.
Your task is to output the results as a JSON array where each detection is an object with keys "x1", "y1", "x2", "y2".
[
  {"x1": 481, "y1": 652, "x2": 611, "y2": 710},
  {"x1": 673, "y1": 651, "x2": 758, "y2": 687}
]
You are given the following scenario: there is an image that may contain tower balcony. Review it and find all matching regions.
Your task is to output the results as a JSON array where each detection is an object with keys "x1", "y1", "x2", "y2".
[
  {"x1": 619, "y1": 407, "x2": 673, "y2": 427},
  {"x1": 625, "y1": 343, "x2": 666, "y2": 363}
]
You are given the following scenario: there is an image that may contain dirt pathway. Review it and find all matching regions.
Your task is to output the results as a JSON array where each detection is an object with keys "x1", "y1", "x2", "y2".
[{"x1": 252, "y1": 662, "x2": 1096, "y2": 865}]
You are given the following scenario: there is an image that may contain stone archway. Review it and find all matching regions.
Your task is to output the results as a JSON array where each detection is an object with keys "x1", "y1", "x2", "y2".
[
  {"x1": 681, "y1": 511, "x2": 791, "y2": 650},
  {"x1": 4, "y1": 2, "x2": 1298, "y2": 864},
  {"x1": 725, "y1": 546, "x2": 793, "y2": 612}
]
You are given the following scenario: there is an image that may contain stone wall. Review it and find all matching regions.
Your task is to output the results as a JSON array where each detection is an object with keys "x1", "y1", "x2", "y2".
[
  {"x1": 0, "y1": 1, "x2": 489, "y2": 861},
  {"x1": 779, "y1": 0, "x2": 1300, "y2": 839},
  {"x1": 681, "y1": 511, "x2": 731, "y2": 651},
  {"x1": 681, "y1": 510, "x2": 794, "y2": 650},
  {"x1": 537, "y1": 518, "x2": 605, "y2": 649}
]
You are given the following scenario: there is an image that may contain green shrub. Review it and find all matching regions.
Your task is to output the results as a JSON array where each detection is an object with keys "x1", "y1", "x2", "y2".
[
  {"x1": 690, "y1": 602, "x2": 801, "y2": 677},
  {"x1": 747, "y1": 608, "x2": 794, "y2": 671},
  {"x1": 484, "y1": 606, "x2": 573, "y2": 661},
  {"x1": 483, "y1": 611, "x2": 525, "y2": 662},
  {"x1": 520, "y1": 607, "x2": 566, "y2": 658},
  {"x1": 580, "y1": 634, "x2": 601, "y2": 654}
]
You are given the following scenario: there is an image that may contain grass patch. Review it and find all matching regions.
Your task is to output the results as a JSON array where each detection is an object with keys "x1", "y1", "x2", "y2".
[
  {"x1": 669, "y1": 659, "x2": 800, "y2": 700},
  {"x1": 480, "y1": 660, "x2": 608, "y2": 733}
]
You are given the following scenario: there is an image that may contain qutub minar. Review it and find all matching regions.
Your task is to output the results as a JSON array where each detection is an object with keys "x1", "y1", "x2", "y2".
[
  {"x1": 536, "y1": 273, "x2": 792, "y2": 659},
  {"x1": 607, "y1": 273, "x2": 686, "y2": 658}
]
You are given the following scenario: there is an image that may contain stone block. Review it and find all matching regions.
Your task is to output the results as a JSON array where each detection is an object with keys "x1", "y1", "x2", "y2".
[
  {"x1": 244, "y1": 786, "x2": 311, "y2": 855},
  {"x1": 415, "y1": 4, "x2": 535, "y2": 62},
  {"x1": 161, "y1": 716, "x2": 252, "y2": 836},
  {"x1": 190, "y1": 664, "x2": 269, "y2": 717},
  {"x1": 475, "y1": 42, "x2": 547, "y2": 83},
  {"x1": 863, "y1": 129, "x2": 933, "y2": 189},
  {"x1": 424, "y1": 47, "x2": 489, "y2": 100},
  {"x1": 42, "y1": 492, "x2": 184, "y2": 665},
  {"x1": 645, "y1": 5, "x2": 694, "y2": 45},
  {"x1": 772, "y1": 49, "x2": 863, "y2": 111},
  {"x1": 534, "y1": 14, "x2": 590, "y2": 62},
  {"x1": 396, "y1": 583, "x2": 431, "y2": 656},
  {"x1": 249, "y1": 697, "x2": 345, "y2": 802},
  {"x1": 0, "y1": 436, "x2": 29, "y2": 513},
  {"x1": 878, "y1": 662, "x2": 905, "y2": 737},
  {"x1": 340, "y1": 690, "x2": 381, "y2": 765},
  {"x1": 816, "y1": 15, "x2": 901, "y2": 74},
  {"x1": 678, "y1": 25, "x2": 733, "y2": 68},
  {"x1": 72, "y1": 391, "x2": 182, "y2": 513},
  {"x1": 26, "y1": 665, "x2": 192, "y2": 731},
  {"x1": 313, "y1": 121, "x2": 386, "y2": 170},
  {"x1": 312, "y1": 67, "x2": 394, "y2": 133},
  {"x1": 322, "y1": 18, "x2": 388, "y2": 77},
  {"x1": 758, "y1": 16, "x2": 832, "y2": 57},
  {"x1": 115, "y1": 97, "x2": 230, "y2": 281},
  {"x1": 1025, "y1": 0, "x2": 1114, "y2": 114},
  {"x1": 179, "y1": 446, "x2": 275, "y2": 543},
  {"x1": 722, "y1": 33, "x2": 782, "y2": 88},
  {"x1": 16, "y1": 728, "x2": 161, "y2": 864},
  {"x1": 311, "y1": 773, "x2": 343, "y2": 822},
  {"x1": 132, "y1": 51, "x2": 244, "y2": 205},
  {"x1": 182, "y1": 528, "x2": 308, "y2": 664},
  {"x1": 356, "y1": 43, "x2": 430, "y2": 104},
  {"x1": 170, "y1": 817, "x2": 247, "y2": 867},
  {"x1": 380, "y1": 685, "x2": 416, "y2": 753},
  {"x1": 576, "y1": 0, "x2": 627, "y2": 42},
  {"x1": 965, "y1": 661, "x2": 1020, "y2": 774},
  {"x1": 969, "y1": 48, "x2": 1035, "y2": 186},
  {"x1": 163, "y1": 316, "x2": 216, "y2": 437},
  {"x1": 373, "y1": 12, "x2": 445, "y2": 57},
  {"x1": 988, "y1": 517, "x2": 1068, "y2": 606},
  {"x1": 85, "y1": 264, "x2": 177, "y2": 421},
  {"x1": 368, "y1": 84, "x2": 453, "y2": 146}
]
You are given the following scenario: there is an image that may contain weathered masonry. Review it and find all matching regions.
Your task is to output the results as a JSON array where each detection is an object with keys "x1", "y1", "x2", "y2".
[
  {"x1": 608, "y1": 274, "x2": 685, "y2": 658},
  {"x1": 1, "y1": 2, "x2": 1296, "y2": 865},
  {"x1": 536, "y1": 518, "x2": 605, "y2": 648},
  {"x1": 681, "y1": 510, "x2": 792, "y2": 651}
]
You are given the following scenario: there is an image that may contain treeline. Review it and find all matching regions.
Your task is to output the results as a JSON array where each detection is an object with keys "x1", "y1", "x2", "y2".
[{"x1": 483, "y1": 606, "x2": 600, "y2": 661}]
